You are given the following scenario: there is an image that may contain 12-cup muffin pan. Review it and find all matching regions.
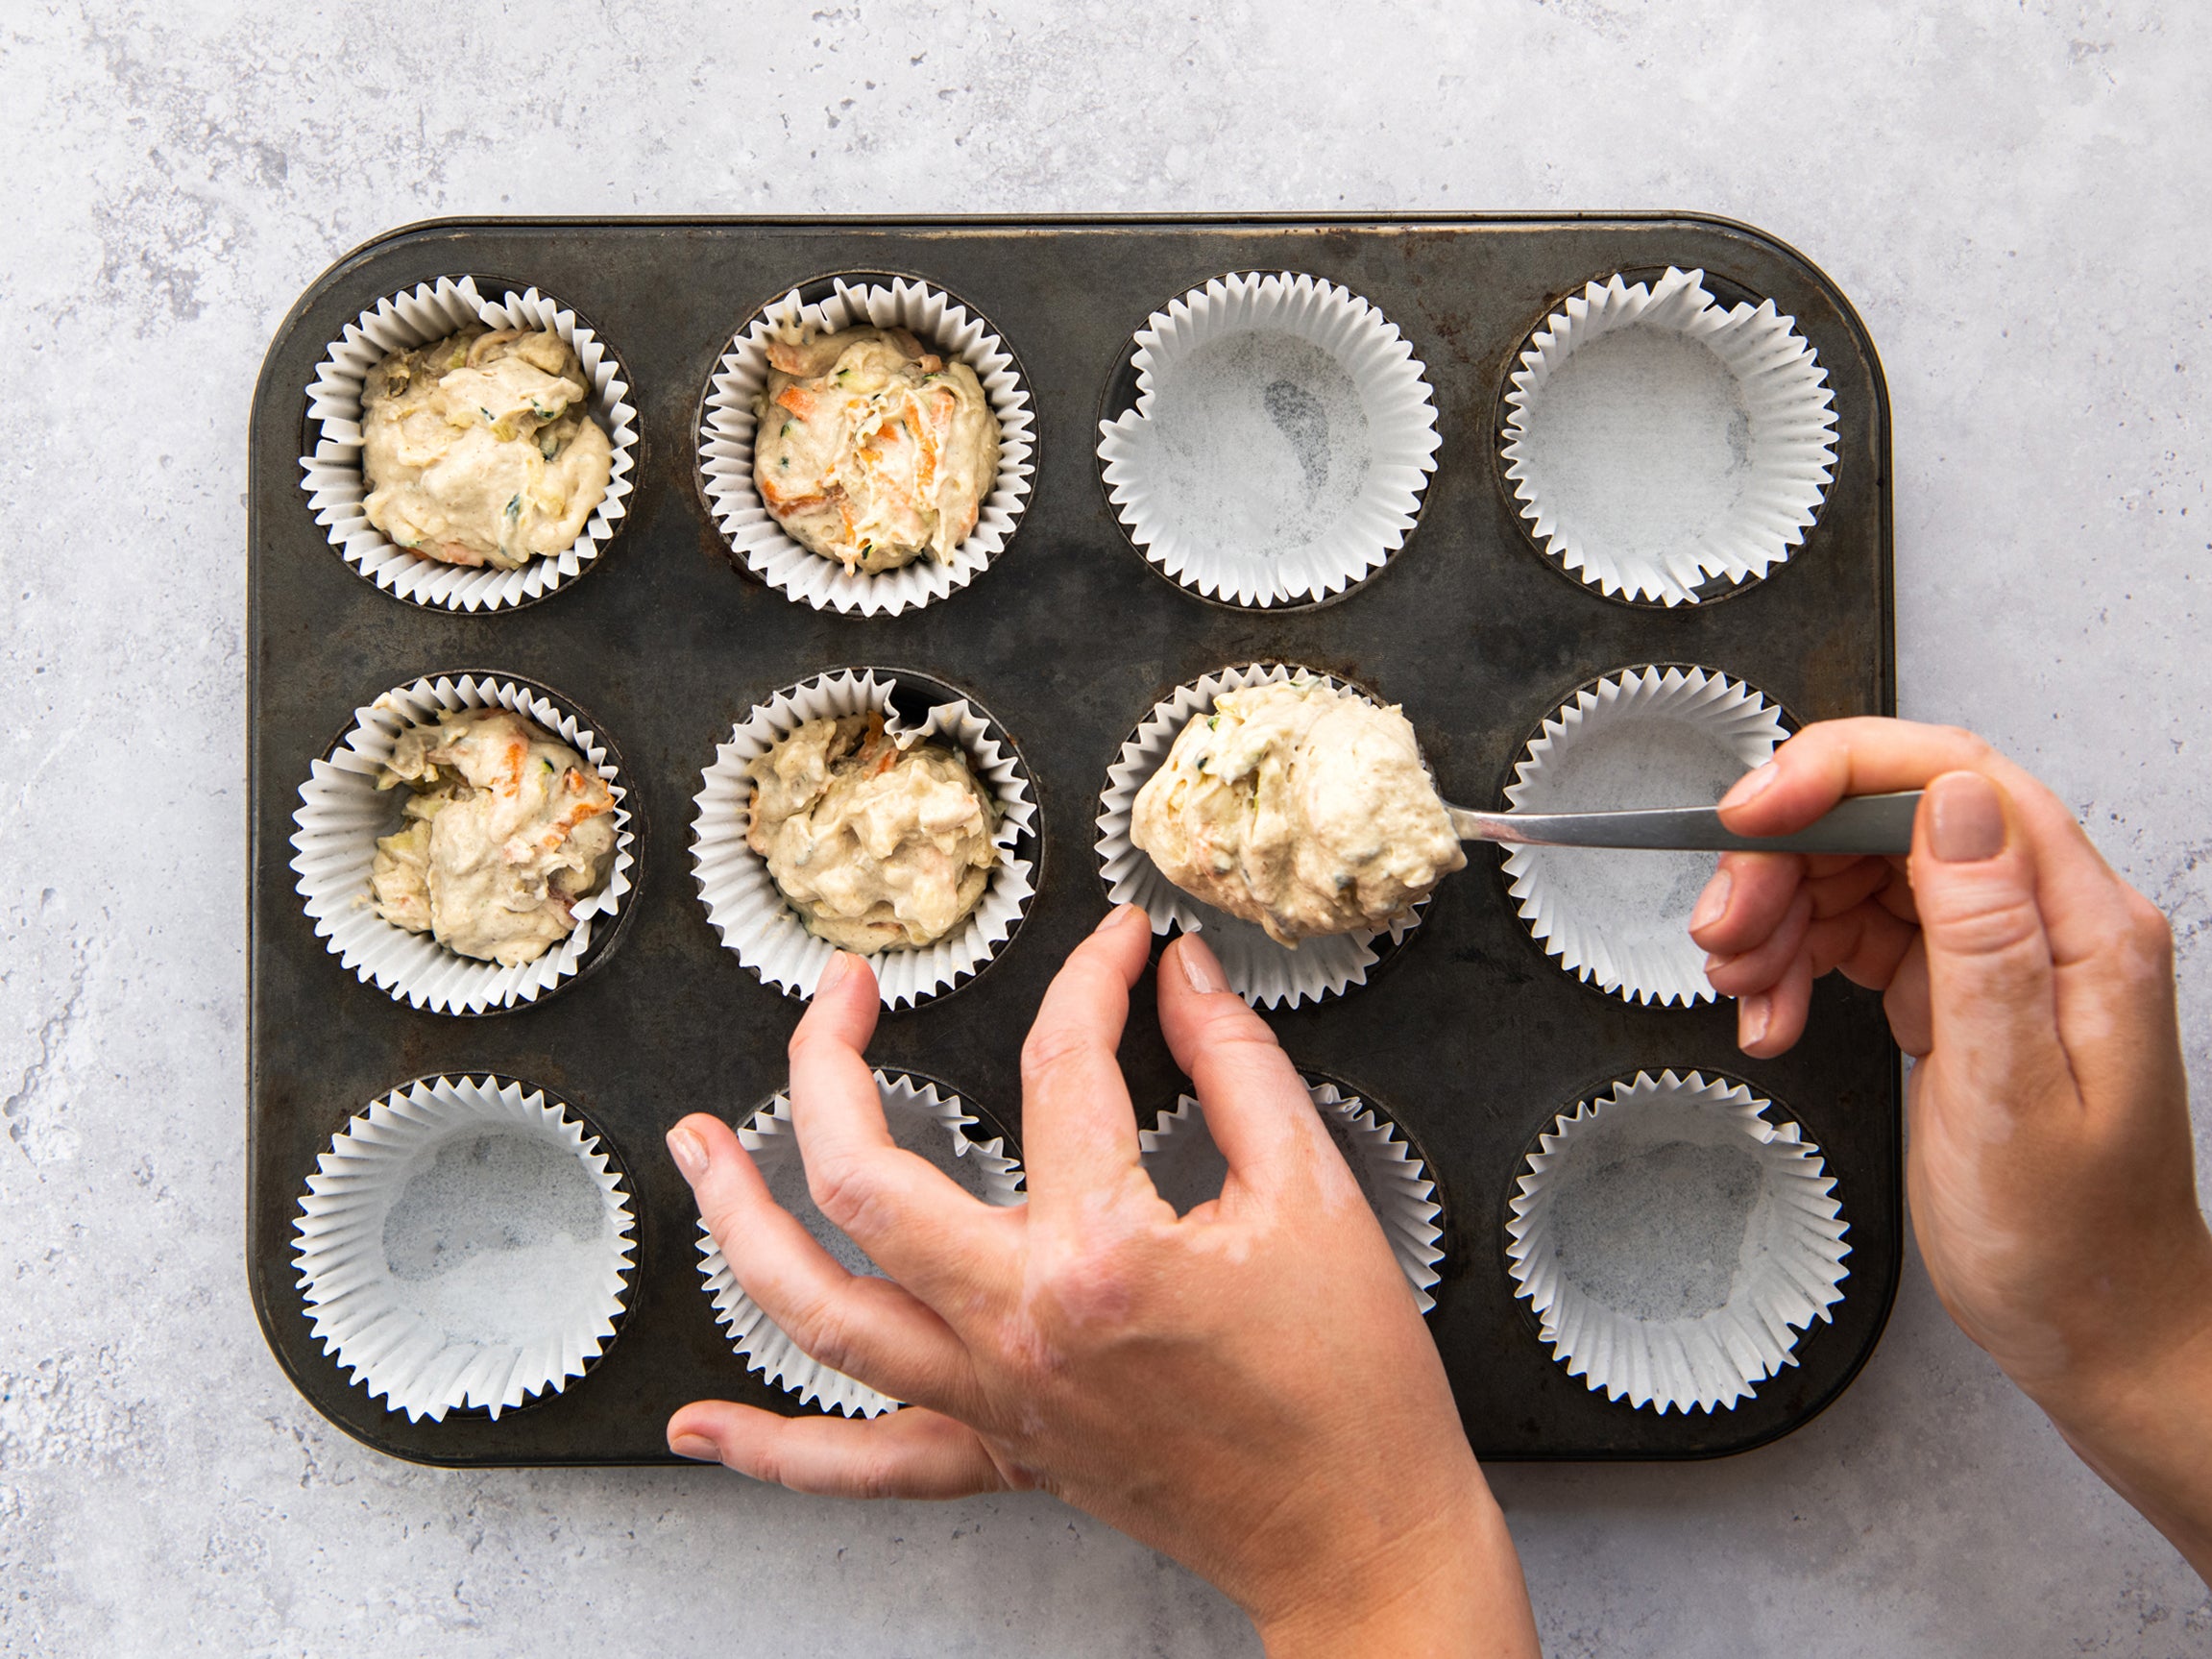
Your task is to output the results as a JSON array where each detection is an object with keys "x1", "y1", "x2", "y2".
[{"x1": 248, "y1": 214, "x2": 1900, "y2": 1465}]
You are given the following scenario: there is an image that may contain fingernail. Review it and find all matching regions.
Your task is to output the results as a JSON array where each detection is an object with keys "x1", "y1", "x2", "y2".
[
  {"x1": 1739, "y1": 993, "x2": 1770, "y2": 1049},
  {"x1": 1689, "y1": 867, "x2": 1733, "y2": 931},
  {"x1": 1099, "y1": 903, "x2": 1146, "y2": 934},
  {"x1": 666, "y1": 1125, "x2": 710, "y2": 1180},
  {"x1": 816, "y1": 951, "x2": 853, "y2": 994},
  {"x1": 1178, "y1": 936, "x2": 1227, "y2": 994},
  {"x1": 1720, "y1": 762, "x2": 1778, "y2": 810},
  {"x1": 1928, "y1": 772, "x2": 2005, "y2": 863},
  {"x1": 669, "y1": 1433, "x2": 720, "y2": 1462}
]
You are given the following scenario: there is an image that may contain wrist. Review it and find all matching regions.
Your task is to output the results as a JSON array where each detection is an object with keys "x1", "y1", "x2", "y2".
[
  {"x1": 2030, "y1": 1235, "x2": 2212, "y2": 1428},
  {"x1": 2029, "y1": 1246, "x2": 2212, "y2": 1576},
  {"x1": 1252, "y1": 1484, "x2": 1538, "y2": 1659}
]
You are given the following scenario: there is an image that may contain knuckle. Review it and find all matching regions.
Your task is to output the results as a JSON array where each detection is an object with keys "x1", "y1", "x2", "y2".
[
  {"x1": 1929, "y1": 889, "x2": 2046, "y2": 960},
  {"x1": 853, "y1": 1452, "x2": 904, "y2": 1501},
  {"x1": 747, "y1": 1441, "x2": 788, "y2": 1488},
  {"x1": 1932, "y1": 725, "x2": 1994, "y2": 765},
  {"x1": 2126, "y1": 890, "x2": 2174, "y2": 948},
  {"x1": 1203, "y1": 1019, "x2": 1284, "y2": 1061},
  {"x1": 1019, "y1": 1022, "x2": 1096, "y2": 1086},
  {"x1": 807, "y1": 1157, "x2": 886, "y2": 1238},
  {"x1": 1035, "y1": 1239, "x2": 1139, "y2": 1333},
  {"x1": 2120, "y1": 890, "x2": 2176, "y2": 978},
  {"x1": 786, "y1": 1021, "x2": 841, "y2": 1066},
  {"x1": 786, "y1": 1290, "x2": 861, "y2": 1377}
]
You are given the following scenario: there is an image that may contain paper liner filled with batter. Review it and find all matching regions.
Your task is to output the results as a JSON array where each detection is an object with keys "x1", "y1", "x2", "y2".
[
  {"x1": 1097, "y1": 271, "x2": 1441, "y2": 608},
  {"x1": 1501, "y1": 665, "x2": 1786, "y2": 1007},
  {"x1": 1142, "y1": 1077, "x2": 1446, "y2": 1311},
  {"x1": 1500, "y1": 266, "x2": 1837, "y2": 606},
  {"x1": 696, "y1": 1071, "x2": 1025, "y2": 1418},
  {"x1": 1095, "y1": 662, "x2": 1430, "y2": 1010},
  {"x1": 692, "y1": 669, "x2": 1037, "y2": 1009},
  {"x1": 298, "y1": 276, "x2": 639, "y2": 613},
  {"x1": 1504, "y1": 1069, "x2": 1849, "y2": 1414},
  {"x1": 292, "y1": 1075, "x2": 636, "y2": 1423},
  {"x1": 697, "y1": 276, "x2": 1035, "y2": 617},
  {"x1": 288, "y1": 673, "x2": 637, "y2": 1014}
]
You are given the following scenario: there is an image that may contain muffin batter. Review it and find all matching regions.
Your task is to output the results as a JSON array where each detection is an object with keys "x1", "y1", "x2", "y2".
[
  {"x1": 371, "y1": 707, "x2": 618, "y2": 967},
  {"x1": 1131, "y1": 679, "x2": 1465, "y2": 946},
  {"x1": 752, "y1": 326, "x2": 999, "y2": 573},
  {"x1": 360, "y1": 327, "x2": 613, "y2": 571},
  {"x1": 746, "y1": 712, "x2": 998, "y2": 952}
]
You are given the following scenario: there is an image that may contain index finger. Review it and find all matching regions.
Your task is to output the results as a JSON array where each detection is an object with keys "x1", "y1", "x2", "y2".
[
  {"x1": 1015, "y1": 905, "x2": 1155, "y2": 1211},
  {"x1": 786, "y1": 951, "x2": 1009, "y2": 1301}
]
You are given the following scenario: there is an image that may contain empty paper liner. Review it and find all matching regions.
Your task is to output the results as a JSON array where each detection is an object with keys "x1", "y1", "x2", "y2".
[
  {"x1": 298, "y1": 275, "x2": 639, "y2": 612},
  {"x1": 1501, "y1": 665, "x2": 1786, "y2": 1007},
  {"x1": 1505, "y1": 1069, "x2": 1850, "y2": 1414},
  {"x1": 1098, "y1": 270, "x2": 1441, "y2": 608},
  {"x1": 1500, "y1": 266, "x2": 1837, "y2": 606},
  {"x1": 293, "y1": 1075, "x2": 636, "y2": 1423},
  {"x1": 696, "y1": 1071, "x2": 1025, "y2": 1417}
]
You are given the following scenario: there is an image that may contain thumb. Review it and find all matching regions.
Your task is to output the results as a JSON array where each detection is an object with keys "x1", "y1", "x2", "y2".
[{"x1": 1908, "y1": 771, "x2": 2076, "y2": 1118}]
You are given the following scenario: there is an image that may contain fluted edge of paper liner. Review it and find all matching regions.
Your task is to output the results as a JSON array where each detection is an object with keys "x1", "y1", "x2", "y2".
[
  {"x1": 1096, "y1": 662, "x2": 1428, "y2": 1010},
  {"x1": 692, "y1": 669, "x2": 1037, "y2": 1010},
  {"x1": 1503, "y1": 1069, "x2": 1850, "y2": 1415},
  {"x1": 1143, "y1": 1080, "x2": 1445, "y2": 1312},
  {"x1": 1096, "y1": 270, "x2": 1442, "y2": 608},
  {"x1": 1499, "y1": 266, "x2": 1837, "y2": 607},
  {"x1": 696, "y1": 1072, "x2": 1025, "y2": 1418},
  {"x1": 1500, "y1": 666, "x2": 1785, "y2": 1008},
  {"x1": 288, "y1": 673, "x2": 637, "y2": 1014},
  {"x1": 297, "y1": 276, "x2": 639, "y2": 613},
  {"x1": 292, "y1": 1075, "x2": 636, "y2": 1423},
  {"x1": 697, "y1": 276, "x2": 1035, "y2": 617}
]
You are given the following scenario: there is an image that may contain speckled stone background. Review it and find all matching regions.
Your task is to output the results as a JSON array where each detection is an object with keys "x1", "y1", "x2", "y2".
[{"x1": 4, "y1": 4, "x2": 2208, "y2": 1654}]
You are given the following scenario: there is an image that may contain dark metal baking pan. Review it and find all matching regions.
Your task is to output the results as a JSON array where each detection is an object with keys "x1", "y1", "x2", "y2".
[{"x1": 248, "y1": 213, "x2": 1897, "y2": 1466}]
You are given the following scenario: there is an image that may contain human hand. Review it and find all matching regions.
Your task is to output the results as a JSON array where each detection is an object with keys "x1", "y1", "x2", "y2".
[
  {"x1": 662, "y1": 906, "x2": 1539, "y2": 1657},
  {"x1": 1689, "y1": 718, "x2": 2212, "y2": 1574}
]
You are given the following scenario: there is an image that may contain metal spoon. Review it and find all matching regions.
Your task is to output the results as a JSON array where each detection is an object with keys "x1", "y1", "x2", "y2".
[{"x1": 1445, "y1": 790, "x2": 1923, "y2": 856}]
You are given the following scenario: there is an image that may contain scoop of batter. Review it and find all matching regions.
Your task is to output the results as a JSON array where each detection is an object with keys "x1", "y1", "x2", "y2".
[
  {"x1": 361, "y1": 326, "x2": 614, "y2": 571},
  {"x1": 752, "y1": 326, "x2": 999, "y2": 574},
  {"x1": 371, "y1": 707, "x2": 618, "y2": 967},
  {"x1": 1130, "y1": 679, "x2": 1466, "y2": 946},
  {"x1": 746, "y1": 711, "x2": 999, "y2": 952}
]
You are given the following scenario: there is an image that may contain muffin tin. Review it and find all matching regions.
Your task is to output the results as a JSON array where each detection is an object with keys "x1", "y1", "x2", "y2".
[{"x1": 248, "y1": 214, "x2": 1900, "y2": 1465}]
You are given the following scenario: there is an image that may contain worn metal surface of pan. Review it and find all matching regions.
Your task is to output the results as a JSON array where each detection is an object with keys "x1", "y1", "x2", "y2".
[{"x1": 249, "y1": 214, "x2": 1898, "y2": 1465}]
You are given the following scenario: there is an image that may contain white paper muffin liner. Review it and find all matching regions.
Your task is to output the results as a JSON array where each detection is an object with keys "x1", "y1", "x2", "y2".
[
  {"x1": 289, "y1": 673, "x2": 638, "y2": 1014},
  {"x1": 293, "y1": 1075, "x2": 636, "y2": 1423},
  {"x1": 692, "y1": 670, "x2": 1038, "y2": 1009},
  {"x1": 1505, "y1": 1069, "x2": 1849, "y2": 1415},
  {"x1": 1500, "y1": 266, "x2": 1837, "y2": 607},
  {"x1": 1502, "y1": 666, "x2": 1786, "y2": 1007},
  {"x1": 697, "y1": 276, "x2": 1036, "y2": 617},
  {"x1": 1142, "y1": 1078, "x2": 1446, "y2": 1311},
  {"x1": 298, "y1": 276, "x2": 640, "y2": 612},
  {"x1": 1097, "y1": 271, "x2": 1442, "y2": 607},
  {"x1": 696, "y1": 1071, "x2": 1025, "y2": 1418},
  {"x1": 1096, "y1": 663, "x2": 1428, "y2": 1009}
]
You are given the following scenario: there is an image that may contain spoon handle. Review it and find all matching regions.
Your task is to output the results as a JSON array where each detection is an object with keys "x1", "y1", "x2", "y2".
[{"x1": 1446, "y1": 791, "x2": 1924, "y2": 855}]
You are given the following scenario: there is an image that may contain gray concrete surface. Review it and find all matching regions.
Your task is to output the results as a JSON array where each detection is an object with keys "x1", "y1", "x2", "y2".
[{"x1": 4, "y1": 2, "x2": 2209, "y2": 1653}]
